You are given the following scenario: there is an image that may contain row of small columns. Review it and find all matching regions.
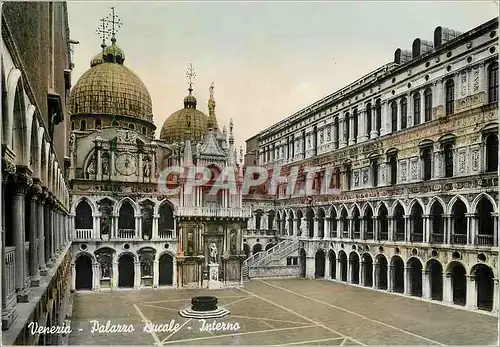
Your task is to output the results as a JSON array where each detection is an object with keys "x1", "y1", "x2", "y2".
[
  {"x1": 72, "y1": 213, "x2": 176, "y2": 240},
  {"x1": 306, "y1": 256, "x2": 499, "y2": 313},
  {"x1": 283, "y1": 213, "x2": 498, "y2": 246},
  {"x1": 70, "y1": 258, "x2": 179, "y2": 290},
  {"x1": 2, "y1": 171, "x2": 70, "y2": 312}
]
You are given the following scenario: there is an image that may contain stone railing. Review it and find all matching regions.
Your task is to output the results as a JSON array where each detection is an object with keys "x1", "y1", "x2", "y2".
[
  {"x1": 251, "y1": 239, "x2": 299, "y2": 268},
  {"x1": 476, "y1": 234, "x2": 494, "y2": 246},
  {"x1": 117, "y1": 229, "x2": 135, "y2": 239},
  {"x1": 74, "y1": 229, "x2": 93, "y2": 240},
  {"x1": 178, "y1": 206, "x2": 252, "y2": 218},
  {"x1": 452, "y1": 234, "x2": 467, "y2": 245},
  {"x1": 430, "y1": 233, "x2": 444, "y2": 243},
  {"x1": 4, "y1": 246, "x2": 16, "y2": 301},
  {"x1": 158, "y1": 229, "x2": 176, "y2": 239},
  {"x1": 245, "y1": 228, "x2": 278, "y2": 236}
]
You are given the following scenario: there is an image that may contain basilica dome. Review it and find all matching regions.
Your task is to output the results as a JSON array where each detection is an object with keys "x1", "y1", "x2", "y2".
[
  {"x1": 159, "y1": 88, "x2": 209, "y2": 143},
  {"x1": 69, "y1": 40, "x2": 153, "y2": 124}
]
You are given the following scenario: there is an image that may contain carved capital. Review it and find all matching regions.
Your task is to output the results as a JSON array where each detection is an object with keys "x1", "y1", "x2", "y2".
[{"x1": 14, "y1": 166, "x2": 33, "y2": 188}]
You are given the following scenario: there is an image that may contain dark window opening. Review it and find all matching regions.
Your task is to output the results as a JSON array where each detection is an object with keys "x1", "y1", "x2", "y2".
[
  {"x1": 391, "y1": 101, "x2": 397, "y2": 132},
  {"x1": 401, "y1": 98, "x2": 407, "y2": 129},
  {"x1": 424, "y1": 88, "x2": 432, "y2": 122},
  {"x1": 413, "y1": 93, "x2": 421, "y2": 125},
  {"x1": 422, "y1": 148, "x2": 432, "y2": 181},
  {"x1": 388, "y1": 154, "x2": 397, "y2": 185},
  {"x1": 486, "y1": 134, "x2": 499, "y2": 172},
  {"x1": 443, "y1": 143, "x2": 454, "y2": 178},
  {"x1": 445, "y1": 80, "x2": 454, "y2": 116},
  {"x1": 488, "y1": 62, "x2": 498, "y2": 103}
]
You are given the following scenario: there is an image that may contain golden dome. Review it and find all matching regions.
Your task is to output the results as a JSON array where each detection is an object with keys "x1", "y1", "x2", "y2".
[
  {"x1": 69, "y1": 44, "x2": 153, "y2": 123},
  {"x1": 160, "y1": 88, "x2": 209, "y2": 143}
]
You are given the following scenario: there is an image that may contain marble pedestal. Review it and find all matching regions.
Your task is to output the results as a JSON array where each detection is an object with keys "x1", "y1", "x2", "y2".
[{"x1": 208, "y1": 263, "x2": 222, "y2": 290}]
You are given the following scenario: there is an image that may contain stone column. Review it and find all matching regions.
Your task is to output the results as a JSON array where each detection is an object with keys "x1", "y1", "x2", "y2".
[
  {"x1": 135, "y1": 215, "x2": 141, "y2": 240},
  {"x1": 348, "y1": 217, "x2": 353, "y2": 239},
  {"x1": 12, "y1": 179, "x2": 30, "y2": 302},
  {"x1": 336, "y1": 217, "x2": 342, "y2": 239},
  {"x1": 92, "y1": 263, "x2": 100, "y2": 291},
  {"x1": 465, "y1": 275, "x2": 477, "y2": 309},
  {"x1": 387, "y1": 265, "x2": 394, "y2": 292},
  {"x1": 370, "y1": 106, "x2": 378, "y2": 139},
  {"x1": 372, "y1": 263, "x2": 379, "y2": 289},
  {"x1": 325, "y1": 255, "x2": 331, "y2": 279},
  {"x1": 339, "y1": 115, "x2": 347, "y2": 148},
  {"x1": 493, "y1": 214, "x2": 499, "y2": 247},
  {"x1": 442, "y1": 273, "x2": 453, "y2": 303},
  {"x1": 28, "y1": 183, "x2": 41, "y2": 287},
  {"x1": 373, "y1": 216, "x2": 379, "y2": 241},
  {"x1": 423, "y1": 214, "x2": 430, "y2": 243},
  {"x1": 493, "y1": 278, "x2": 499, "y2": 314},
  {"x1": 404, "y1": 215, "x2": 411, "y2": 242},
  {"x1": 380, "y1": 101, "x2": 389, "y2": 136},
  {"x1": 333, "y1": 121, "x2": 339, "y2": 149},
  {"x1": 306, "y1": 256, "x2": 315, "y2": 279},
  {"x1": 347, "y1": 259, "x2": 352, "y2": 283},
  {"x1": 422, "y1": 270, "x2": 431, "y2": 300},
  {"x1": 348, "y1": 115, "x2": 355, "y2": 146},
  {"x1": 359, "y1": 260, "x2": 365, "y2": 286},
  {"x1": 466, "y1": 213, "x2": 475, "y2": 245},
  {"x1": 388, "y1": 217, "x2": 394, "y2": 242},
  {"x1": 152, "y1": 214, "x2": 159, "y2": 239},
  {"x1": 173, "y1": 258, "x2": 178, "y2": 287},
  {"x1": 153, "y1": 259, "x2": 159, "y2": 288},
  {"x1": 359, "y1": 110, "x2": 369, "y2": 142},
  {"x1": 134, "y1": 261, "x2": 141, "y2": 289},
  {"x1": 112, "y1": 260, "x2": 118, "y2": 289},
  {"x1": 71, "y1": 263, "x2": 76, "y2": 291},
  {"x1": 324, "y1": 218, "x2": 330, "y2": 240},
  {"x1": 38, "y1": 191, "x2": 47, "y2": 276},
  {"x1": 336, "y1": 258, "x2": 342, "y2": 280},
  {"x1": 404, "y1": 266, "x2": 412, "y2": 295},
  {"x1": 313, "y1": 217, "x2": 318, "y2": 239},
  {"x1": 420, "y1": 89, "x2": 425, "y2": 122}
]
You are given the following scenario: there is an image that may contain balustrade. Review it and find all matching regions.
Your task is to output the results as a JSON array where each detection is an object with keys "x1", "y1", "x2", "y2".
[
  {"x1": 118, "y1": 229, "x2": 135, "y2": 239},
  {"x1": 178, "y1": 206, "x2": 252, "y2": 218},
  {"x1": 75, "y1": 229, "x2": 93, "y2": 240},
  {"x1": 452, "y1": 234, "x2": 467, "y2": 245},
  {"x1": 394, "y1": 233, "x2": 405, "y2": 241},
  {"x1": 430, "y1": 233, "x2": 444, "y2": 243},
  {"x1": 476, "y1": 234, "x2": 494, "y2": 246},
  {"x1": 353, "y1": 231, "x2": 361, "y2": 239},
  {"x1": 4, "y1": 247, "x2": 16, "y2": 300},
  {"x1": 411, "y1": 233, "x2": 423, "y2": 242},
  {"x1": 158, "y1": 229, "x2": 176, "y2": 239}
]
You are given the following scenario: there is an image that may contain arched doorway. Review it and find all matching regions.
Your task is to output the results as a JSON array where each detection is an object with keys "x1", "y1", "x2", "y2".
[
  {"x1": 118, "y1": 254, "x2": 135, "y2": 288},
  {"x1": 252, "y1": 243, "x2": 263, "y2": 256},
  {"x1": 376, "y1": 255, "x2": 388, "y2": 290},
  {"x1": 408, "y1": 257, "x2": 422, "y2": 296},
  {"x1": 362, "y1": 253, "x2": 373, "y2": 287},
  {"x1": 349, "y1": 252, "x2": 360, "y2": 284},
  {"x1": 159, "y1": 253, "x2": 174, "y2": 286},
  {"x1": 449, "y1": 262, "x2": 466, "y2": 305},
  {"x1": 315, "y1": 249, "x2": 325, "y2": 278},
  {"x1": 265, "y1": 243, "x2": 274, "y2": 251},
  {"x1": 474, "y1": 264, "x2": 494, "y2": 311},
  {"x1": 427, "y1": 259, "x2": 443, "y2": 301},
  {"x1": 338, "y1": 250, "x2": 347, "y2": 281},
  {"x1": 75, "y1": 254, "x2": 93, "y2": 290},
  {"x1": 299, "y1": 248, "x2": 306, "y2": 278},
  {"x1": 392, "y1": 256, "x2": 404, "y2": 293},
  {"x1": 328, "y1": 250, "x2": 336, "y2": 279}
]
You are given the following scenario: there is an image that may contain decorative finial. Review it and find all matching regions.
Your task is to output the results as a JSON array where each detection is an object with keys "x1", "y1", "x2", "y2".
[
  {"x1": 96, "y1": 17, "x2": 111, "y2": 49},
  {"x1": 105, "y1": 6, "x2": 122, "y2": 44},
  {"x1": 229, "y1": 118, "x2": 234, "y2": 134},
  {"x1": 186, "y1": 62, "x2": 196, "y2": 93},
  {"x1": 209, "y1": 82, "x2": 215, "y2": 99}
]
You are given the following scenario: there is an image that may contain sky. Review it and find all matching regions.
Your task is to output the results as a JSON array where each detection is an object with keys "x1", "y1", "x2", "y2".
[{"x1": 67, "y1": 1, "x2": 498, "y2": 153}]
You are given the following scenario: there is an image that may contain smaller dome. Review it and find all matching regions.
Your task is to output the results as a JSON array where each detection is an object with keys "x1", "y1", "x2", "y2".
[
  {"x1": 102, "y1": 40, "x2": 125, "y2": 64},
  {"x1": 90, "y1": 52, "x2": 104, "y2": 67}
]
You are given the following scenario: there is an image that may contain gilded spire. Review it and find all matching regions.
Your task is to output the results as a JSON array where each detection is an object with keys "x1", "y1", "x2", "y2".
[
  {"x1": 207, "y1": 81, "x2": 218, "y2": 130},
  {"x1": 107, "y1": 6, "x2": 122, "y2": 44},
  {"x1": 183, "y1": 62, "x2": 197, "y2": 109}
]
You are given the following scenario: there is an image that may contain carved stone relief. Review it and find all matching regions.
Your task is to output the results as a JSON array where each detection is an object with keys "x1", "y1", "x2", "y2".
[
  {"x1": 458, "y1": 151, "x2": 466, "y2": 174},
  {"x1": 460, "y1": 71, "x2": 468, "y2": 97},
  {"x1": 400, "y1": 161, "x2": 407, "y2": 182},
  {"x1": 98, "y1": 198, "x2": 114, "y2": 236},
  {"x1": 471, "y1": 149, "x2": 480, "y2": 172},
  {"x1": 472, "y1": 67, "x2": 480, "y2": 92},
  {"x1": 411, "y1": 160, "x2": 418, "y2": 180},
  {"x1": 354, "y1": 171, "x2": 360, "y2": 187}
]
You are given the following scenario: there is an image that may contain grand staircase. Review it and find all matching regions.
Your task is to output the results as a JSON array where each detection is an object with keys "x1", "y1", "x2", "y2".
[{"x1": 242, "y1": 238, "x2": 300, "y2": 280}]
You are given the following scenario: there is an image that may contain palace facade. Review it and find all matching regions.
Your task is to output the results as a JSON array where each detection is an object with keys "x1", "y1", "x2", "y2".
[
  {"x1": 67, "y1": 25, "x2": 250, "y2": 292},
  {"x1": 1, "y1": 2, "x2": 73, "y2": 344},
  {"x1": 243, "y1": 18, "x2": 499, "y2": 314}
]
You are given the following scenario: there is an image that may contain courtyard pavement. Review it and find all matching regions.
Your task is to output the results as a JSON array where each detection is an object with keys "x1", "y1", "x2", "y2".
[{"x1": 68, "y1": 278, "x2": 498, "y2": 346}]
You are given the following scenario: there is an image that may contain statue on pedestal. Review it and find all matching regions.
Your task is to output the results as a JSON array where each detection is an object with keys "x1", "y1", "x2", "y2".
[
  {"x1": 210, "y1": 242, "x2": 218, "y2": 264},
  {"x1": 299, "y1": 216, "x2": 307, "y2": 236},
  {"x1": 284, "y1": 219, "x2": 290, "y2": 236}
]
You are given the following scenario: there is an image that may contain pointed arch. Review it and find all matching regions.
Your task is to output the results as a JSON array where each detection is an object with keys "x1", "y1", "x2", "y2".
[
  {"x1": 349, "y1": 202, "x2": 362, "y2": 217},
  {"x1": 447, "y1": 195, "x2": 471, "y2": 215},
  {"x1": 426, "y1": 196, "x2": 447, "y2": 215},
  {"x1": 407, "y1": 198, "x2": 425, "y2": 214},
  {"x1": 71, "y1": 196, "x2": 98, "y2": 215},
  {"x1": 374, "y1": 201, "x2": 390, "y2": 216},
  {"x1": 327, "y1": 204, "x2": 338, "y2": 216},
  {"x1": 390, "y1": 199, "x2": 407, "y2": 216},
  {"x1": 338, "y1": 204, "x2": 349, "y2": 217},
  {"x1": 361, "y1": 201, "x2": 375, "y2": 216},
  {"x1": 471, "y1": 193, "x2": 497, "y2": 213},
  {"x1": 114, "y1": 197, "x2": 140, "y2": 216}
]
